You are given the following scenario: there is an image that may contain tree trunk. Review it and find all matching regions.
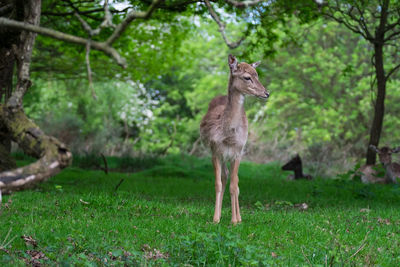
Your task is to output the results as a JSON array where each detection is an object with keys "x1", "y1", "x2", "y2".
[
  {"x1": 0, "y1": 124, "x2": 16, "y2": 172},
  {"x1": 0, "y1": 0, "x2": 72, "y2": 193},
  {"x1": 0, "y1": 1, "x2": 23, "y2": 171},
  {"x1": 366, "y1": 0, "x2": 389, "y2": 165},
  {"x1": 366, "y1": 43, "x2": 386, "y2": 165}
]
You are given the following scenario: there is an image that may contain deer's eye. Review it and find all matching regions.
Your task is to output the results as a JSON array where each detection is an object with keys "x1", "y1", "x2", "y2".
[{"x1": 244, "y1": 76, "x2": 251, "y2": 81}]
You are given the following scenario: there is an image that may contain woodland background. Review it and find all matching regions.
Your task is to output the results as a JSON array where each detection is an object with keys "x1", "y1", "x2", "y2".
[
  {"x1": 19, "y1": 1, "x2": 400, "y2": 178},
  {"x1": 2, "y1": 1, "x2": 400, "y2": 265}
]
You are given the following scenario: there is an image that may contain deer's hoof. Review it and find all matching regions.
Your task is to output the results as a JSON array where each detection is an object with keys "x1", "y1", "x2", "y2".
[{"x1": 231, "y1": 219, "x2": 241, "y2": 225}]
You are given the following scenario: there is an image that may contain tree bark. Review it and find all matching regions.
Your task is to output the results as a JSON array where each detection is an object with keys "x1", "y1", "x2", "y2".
[
  {"x1": 0, "y1": 123, "x2": 16, "y2": 172},
  {"x1": 0, "y1": 0, "x2": 72, "y2": 193},
  {"x1": 366, "y1": 1, "x2": 389, "y2": 165},
  {"x1": 0, "y1": 0, "x2": 22, "y2": 171},
  {"x1": 0, "y1": 47, "x2": 16, "y2": 171},
  {"x1": 0, "y1": 106, "x2": 72, "y2": 193},
  {"x1": 366, "y1": 42, "x2": 386, "y2": 165}
]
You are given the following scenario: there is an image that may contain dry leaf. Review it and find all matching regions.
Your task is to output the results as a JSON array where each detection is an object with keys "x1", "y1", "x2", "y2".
[{"x1": 21, "y1": 235, "x2": 38, "y2": 248}]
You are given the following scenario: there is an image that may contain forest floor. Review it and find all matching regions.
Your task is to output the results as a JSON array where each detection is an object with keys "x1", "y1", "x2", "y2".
[{"x1": 1, "y1": 154, "x2": 400, "y2": 266}]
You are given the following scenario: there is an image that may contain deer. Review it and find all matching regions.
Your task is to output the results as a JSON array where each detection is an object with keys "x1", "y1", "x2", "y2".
[
  {"x1": 200, "y1": 54, "x2": 269, "y2": 224},
  {"x1": 369, "y1": 145, "x2": 400, "y2": 184},
  {"x1": 281, "y1": 154, "x2": 312, "y2": 180},
  {"x1": 356, "y1": 164, "x2": 386, "y2": 184}
]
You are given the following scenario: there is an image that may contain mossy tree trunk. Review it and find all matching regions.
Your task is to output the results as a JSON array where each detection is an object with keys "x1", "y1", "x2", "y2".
[
  {"x1": 0, "y1": 0, "x2": 20, "y2": 172},
  {"x1": 0, "y1": 0, "x2": 72, "y2": 193}
]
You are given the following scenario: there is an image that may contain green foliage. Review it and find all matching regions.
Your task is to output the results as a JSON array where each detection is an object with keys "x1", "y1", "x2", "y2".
[
  {"x1": 26, "y1": 1, "x2": 400, "y2": 175},
  {"x1": 2, "y1": 156, "x2": 400, "y2": 265}
]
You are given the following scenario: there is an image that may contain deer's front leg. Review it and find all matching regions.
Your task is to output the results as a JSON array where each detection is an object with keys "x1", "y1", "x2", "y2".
[
  {"x1": 220, "y1": 163, "x2": 228, "y2": 207},
  {"x1": 230, "y1": 158, "x2": 241, "y2": 224},
  {"x1": 212, "y1": 155, "x2": 223, "y2": 223}
]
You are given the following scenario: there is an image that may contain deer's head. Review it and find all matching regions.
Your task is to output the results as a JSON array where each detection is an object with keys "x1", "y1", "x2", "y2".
[
  {"x1": 369, "y1": 145, "x2": 400, "y2": 165},
  {"x1": 228, "y1": 54, "x2": 269, "y2": 99},
  {"x1": 282, "y1": 154, "x2": 302, "y2": 171}
]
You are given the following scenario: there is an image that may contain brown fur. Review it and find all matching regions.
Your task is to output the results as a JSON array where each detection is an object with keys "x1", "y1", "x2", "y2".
[
  {"x1": 357, "y1": 165, "x2": 386, "y2": 184},
  {"x1": 200, "y1": 55, "x2": 268, "y2": 223},
  {"x1": 369, "y1": 145, "x2": 400, "y2": 183}
]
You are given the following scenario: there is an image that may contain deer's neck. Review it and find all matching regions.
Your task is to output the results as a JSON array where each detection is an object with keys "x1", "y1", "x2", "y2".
[
  {"x1": 293, "y1": 167, "x2": 304, "y2": 179},
  {"x1": 223, "y1": 79, "x2": 245, "y2": 129}
]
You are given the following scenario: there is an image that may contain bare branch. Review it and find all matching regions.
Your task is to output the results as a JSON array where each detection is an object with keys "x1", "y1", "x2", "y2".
[
  {"x1": 42, "y1": 6, "x2": 131, "y2": 17},
  {"x1": 85, "y1": 41, "x2": 97, "y2": 100},
  {"x1": 100, "y1": 153, "x2": 108, "y2": 174},
  {"x1": 351, "y1": 2, "x2": 373, "y2": 40},
  {"x1": 74, "y1": 0, "x2": 116, "y2": 37},
  {"x1": 205, "y1": 0, "x2": 246, "y2": 49},
  {"x1": 62, "y1": 0, "x2": 104, "y2": 21},
  {"x1": 385, "y1": 62, "x2": 400, "y2": 81},
  {"x1": 100, "y1": 0, "x2": 116, "y2": 29},
  {"x1": 74, "y1": 11, "x2": 95, "y2": 35},
  {"x1": 72, "y1": 1, "x2": 118, "y2": 92},
  {"x1": 224, "y1": 0, "x2": 264, "y2": 8},
  {"x1": 384, "y1": 29, "x2": 400, "y2": 42},
  {"x1": 0, "y1": 17, "x2": 127, "y2": 68},
  {"x1": 322, "y1": 10, "x2": 369, "y2": 40},
  {"x1": 106, "y1": 0, "x2": 163, "y2": 45}
]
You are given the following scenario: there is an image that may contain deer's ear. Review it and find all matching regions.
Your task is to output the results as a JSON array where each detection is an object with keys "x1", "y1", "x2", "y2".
[
  {"x1": 369, "y1": 145, "x2": 379, "y2": 153},
  {"x1": 251, "y1": 61, "x2": 261, "y2": 68},
  {"x1": 228, "y1": 54, "x2": 238, "y2": 71},
  {"x1": 392, "y1": 147, "x2": 400, "y2": 153}
]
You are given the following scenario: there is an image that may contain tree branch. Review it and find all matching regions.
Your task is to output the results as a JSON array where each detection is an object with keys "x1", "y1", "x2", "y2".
[
  {"x1": 322, "y1": 10, "x2": 369, "y2": 40},
  {"x1": 205, "y1": 0, "x2": 246, "y2": 49},
  {"x1": 85, "y1": 41, "x2": 97, "y2": 99},
  {"x1": 351, "y1": 2, "x2": 374, "y2": 40},
  {"x1": 384, "y1": 29, "x2": 400, "y2": 42},
  {"x1": 74, "y1": 11, "x2": 95, "y2": 35},
  {"x1": 42, "y1": 8, "x2": 104, "y2": 17},
  {"x1": 42, "y1": 7, "x2": 131, "y2": 17},
  {"x1": 73, "y1": 0, "x2": 115, "y2": 37},
  {"x1": 385, "y1": 62, "x2": 400, "y2": 81},
  {"x1": 106, "y1": 0, "x2": 163, "y2": 45},
  {"x1": 0, "y1": 17, "x2": 127, "y2": 68},
  {"x1": 0, "y1": 106, "x2": 72, "y2": 193},
  {"x1": 224, "y1": 0, "x2": 264, "y2": 8}
]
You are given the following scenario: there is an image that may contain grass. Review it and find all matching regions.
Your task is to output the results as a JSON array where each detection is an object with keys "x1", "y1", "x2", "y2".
[{"x1": 1, "y1": 154, "x2": 400, "y2": 266}]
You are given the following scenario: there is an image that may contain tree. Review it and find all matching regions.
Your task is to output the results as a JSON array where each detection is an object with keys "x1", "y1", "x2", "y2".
[
  {"x1": 319, "y1": 0, "x2": 400, "y2": 164},
  {"x1": 0, "y1": 0, "x2": 265, "y2": 193}
]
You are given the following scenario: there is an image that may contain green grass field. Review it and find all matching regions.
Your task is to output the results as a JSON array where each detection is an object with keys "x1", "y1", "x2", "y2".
[{"x1": 1, "y1": 155, "x2": 400, "y2": 266}]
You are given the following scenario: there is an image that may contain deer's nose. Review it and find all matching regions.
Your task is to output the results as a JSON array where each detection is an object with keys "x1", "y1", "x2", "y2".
[{"x1": 265, "y1": 91, "x2": 270, "y2": 98}]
